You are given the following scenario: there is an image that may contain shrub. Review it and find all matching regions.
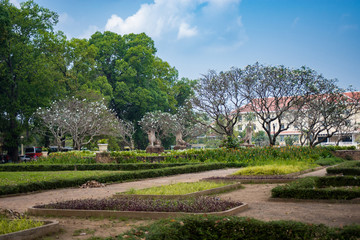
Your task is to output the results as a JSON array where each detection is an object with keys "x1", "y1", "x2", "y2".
[
  {"x1": 271, "y1": 176, "x2": 360, "y2": 200},
  {"x1": 326, "y1": 160, "x2": 360, "y2": 175},
  {"x1": 32, "y1": 151, "x2": 96, "y2": 165},
  {"x1": 115, "y1": 215, "x2": 360, "y2": 240},
  {"x1": 314, "y1": 157, "x2": 344, "y2": 166},
  {"x1": 323, "y1": 145, "x2": 357, "y2": 151},
  {"x1": 0, "y1": 163, "x2": 196, "y2": 172}
]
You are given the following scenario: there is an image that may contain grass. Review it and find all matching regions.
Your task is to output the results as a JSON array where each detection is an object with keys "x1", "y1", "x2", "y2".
[
  {"x1": 0, "y1": 171, "x2": 123, "y2": 186},
  {"x1": 122, "y1": 181, "x2": 230, "y2": 195},
  {"x1": 232, "y1": 162, "x2": 317, "y2": 176},
  {"x1": 0, "y1": 217, "x2": 44, "y2": 235}
]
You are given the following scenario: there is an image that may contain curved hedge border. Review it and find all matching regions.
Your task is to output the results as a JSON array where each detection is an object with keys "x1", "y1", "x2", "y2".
[
  {"x1": 0, "y1": 163, "x2": 197, "y2": 172},
  {"x1": 0, "y1": 163, "x2": 245, "y2": 196},
  {"x1": 271, "y1": 176, "x2": 360, "y2": 200},
  {"x1": 117, "y1": 215, "x2": 360, "y2": 240},
  {"x1": 327, "y1": 160, "x2": 360, "y2": 175}
]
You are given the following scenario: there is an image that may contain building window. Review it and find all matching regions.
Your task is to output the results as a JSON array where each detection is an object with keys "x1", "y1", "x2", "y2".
[
  {"x1": 280, "y1": 136, "x2": 284, "y2": 142},
  {"x1": 341, "y1": 136, "x2": 352, "y2": 142},
  {"x1": 281, "y1": 124, "x2": 285, "y2": 130},
  {"x1": 253, "y1": 125, "x2": 256, "y2": 130},
  {"x1": 238, "y1": 125, "x2": 242, "y2": 131}
]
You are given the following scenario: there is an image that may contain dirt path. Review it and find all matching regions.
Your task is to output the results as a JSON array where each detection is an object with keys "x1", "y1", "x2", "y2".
[{"x1": 1, "y1": 168, "x2": 360, "y2": 239}]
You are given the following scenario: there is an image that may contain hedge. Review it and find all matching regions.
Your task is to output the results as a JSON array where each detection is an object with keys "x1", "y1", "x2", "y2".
[
  {"x1": 0, "y1": 163, "x2": 245, "y2": 196},
  {"x1": 327, "y1": 161, "x2": 360, "y2": 175},
  {"x1": 271, "y1": 176, "x2": 360, "y2": 200},
  {"x1": 0, "y1": 163, "x2": 198, "y2": 172},
  {"x1": 117, "y1": 215, "x2": 360, "y2": 240}
]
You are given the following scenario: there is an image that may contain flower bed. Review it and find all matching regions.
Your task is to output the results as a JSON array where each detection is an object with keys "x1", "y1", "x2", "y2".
[
  {"x1": 29, "y1": 197, "x2": 248, "y2": 219},
  {"x1": 271, "y1": 176, "x2": 360, "y2": 200},
  {"x1": 115, "y1": 182, "x2": 242, "y2": 199}
]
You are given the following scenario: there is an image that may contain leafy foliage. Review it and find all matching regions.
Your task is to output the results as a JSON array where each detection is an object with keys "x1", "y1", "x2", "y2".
[
  {"x1": 0, "y1": 217, "x2": 43, "y2": 235},
  {"x1": 326, "y1": 160, "x2": 360, "y2": 175},
  {"x1": 115, "y1": 215, "x2": 360, "y2": 240},
  {"x1": 272, "y1": 176, "x2": 360, "y2": 200}
]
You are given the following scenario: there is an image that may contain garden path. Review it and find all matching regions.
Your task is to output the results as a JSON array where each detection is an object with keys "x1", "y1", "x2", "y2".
[{"x1": 1, "y1": 167, "x2": 359, "y2": 239}]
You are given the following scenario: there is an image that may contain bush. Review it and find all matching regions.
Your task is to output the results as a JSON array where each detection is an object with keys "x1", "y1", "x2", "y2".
[
  {"x1": 0, "y1": 163, "x2": 245, "y2": 195},
  {"x1": 314, "y1": 157, "x2": 344, "y2": 166},
  {"x1": 271, "y1": 176, "x2": 360, "y2": 200},
  {"x1": 0, "y1": 163, "x2": 196, "y2": 172},
  {"x1": 116, "y1": 215, "x2": 360, "y2": 240},
  {"x1": 326, "y1": 160, "x2": 360, "y2": 175},
  {"x1": 323, "y1": 145, "x2": 357, "y2": 151}
]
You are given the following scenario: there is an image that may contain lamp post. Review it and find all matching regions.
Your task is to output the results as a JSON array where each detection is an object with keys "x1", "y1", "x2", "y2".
[{"x1": 20, "y1": 136, "x2": 24, "y2": 156}]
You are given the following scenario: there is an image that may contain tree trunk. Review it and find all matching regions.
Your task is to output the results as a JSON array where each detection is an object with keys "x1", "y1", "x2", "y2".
[{"x1": 7, "y1": 116, "x2": 19, "y2": 162}]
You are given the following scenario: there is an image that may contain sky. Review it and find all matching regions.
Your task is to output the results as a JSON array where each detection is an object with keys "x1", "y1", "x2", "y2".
[{"x1": 10, "y1": 0, "x2": 360, "y2": 90}]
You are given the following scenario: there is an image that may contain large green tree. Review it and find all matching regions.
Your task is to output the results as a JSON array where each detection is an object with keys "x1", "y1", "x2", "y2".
[
  {"x1": 89, "y1": 31, "x2": 193, "y2": 148},
  {"x1": 0, "y1": 0, "x2": 61, "y2": 161}
]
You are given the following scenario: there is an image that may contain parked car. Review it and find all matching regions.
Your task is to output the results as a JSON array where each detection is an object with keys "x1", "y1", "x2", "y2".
[
  {"x1": 25, "y1": 147, "x2": 42, "y2": 159},
  {"x1": 48, "y1": 146, "x2": 74, "y2": 155},
  {"x1": 0, "y1": 155, "x2": 10, "y2": 164},
  {"x1": 19, "y1": 155, "x2": 31, "y2": 162}
]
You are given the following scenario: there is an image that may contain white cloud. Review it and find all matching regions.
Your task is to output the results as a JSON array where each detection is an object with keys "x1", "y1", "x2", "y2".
[
  {"x1": 9, "y1": 0, "x2": 20, "y2": 8},
  {"x1": 105, "y1": 0, "x2": 196, "y2": 39},
  {"x1": 178, "y1": 23, "x2": 198, "y2": 39},
  {"x1": 80, "y1": 25, "x2": 100, "y2": 39},
  {"x1": 105, "y1": 0, "x2": 242, "y2": 41}
]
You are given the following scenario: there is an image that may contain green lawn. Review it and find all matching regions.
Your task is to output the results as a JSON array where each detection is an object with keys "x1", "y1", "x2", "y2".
[
  {"x1": 0, "y1": 171, "x2": 123, "y2": 186},
  {"x1": 122, "y1": 181, "x2": 230, "y2": 195}
]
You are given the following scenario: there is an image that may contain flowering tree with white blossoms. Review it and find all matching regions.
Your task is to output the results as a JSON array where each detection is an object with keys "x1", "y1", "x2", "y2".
[
  {"x1": 172, "y1": 107, "x2": 207, "y2": 145},
  {"x1": 118, "y1": 119, "x2": 136, "y2": 149},
  {"x1": 36, "y1": 97, "x2": 122, "y2": 150},
  {"x1": 138, "y1": 111, "x2": 174, "y2": 145},
  {"x1": 139, "y1": 109, "x2": 206, "y2": 147}
]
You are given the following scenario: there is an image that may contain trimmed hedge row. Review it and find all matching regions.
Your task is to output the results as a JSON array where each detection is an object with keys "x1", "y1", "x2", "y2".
[
  {"x1": 117, "y1": 215, "x2": 360, "y2": 240},
  {"x1": 271, "y1": 176, "x2": 360, "y2": 200},
  {"x1": 327, "y1": 161, "x2": 360, "y2": 175},
  {"x1": 0, "y1": 163, "x2": 198, "y2": 172},
  {"x1": 0, "y1": 163, "x2": 245, "y2": 196}
]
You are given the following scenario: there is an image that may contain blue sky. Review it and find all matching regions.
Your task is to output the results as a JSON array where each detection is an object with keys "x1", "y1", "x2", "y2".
[{"x1": 11, "y1": 0, "x2": 360, "y2": 90}]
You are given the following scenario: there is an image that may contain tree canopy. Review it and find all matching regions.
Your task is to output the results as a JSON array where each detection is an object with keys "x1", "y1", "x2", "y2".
[{"x1": 0, "y1": 0, "x2": 194, "y2": 159}]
